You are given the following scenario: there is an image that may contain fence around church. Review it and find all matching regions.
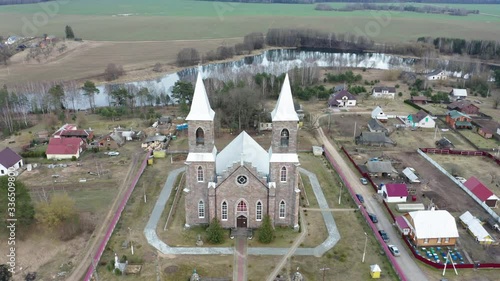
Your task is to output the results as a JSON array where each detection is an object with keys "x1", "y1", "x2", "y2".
[
  {"x1": 322, "y1": 146, "x2": 408, "y2": 281},
  {"x1": 84, "y1": 152, "x2": 150, "y2": 281}
]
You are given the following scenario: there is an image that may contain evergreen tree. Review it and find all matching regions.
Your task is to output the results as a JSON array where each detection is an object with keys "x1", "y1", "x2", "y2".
[
  {"x1": 81, "y1": 81, "x2": 99, "y2": 113},
  {"x1": 258, "y1": 215, "x2": 274, "y2": 244},
  {"x1": 0, "y1": 177, "x2": 35, "y2": 234},
  {"x1": 0, "y1": 264, "x2": 12, "y2": 281},
  {"x1": 65, "y1": 25, "x2": 75, "y2": 39},
  {"x1": 206, "y1": 218, "x2": 224, "y2": 244}
]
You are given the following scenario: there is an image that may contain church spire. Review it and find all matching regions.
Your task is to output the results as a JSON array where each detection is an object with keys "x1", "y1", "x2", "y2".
[
  {"x1": 186, "y1": 70, "x2": 215, "y2": 121},
  {"x1": 271, "y1": 73, "x2": 299, "y2": 122}
]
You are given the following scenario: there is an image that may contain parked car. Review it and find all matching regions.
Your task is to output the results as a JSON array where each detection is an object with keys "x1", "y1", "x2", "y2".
[
  {"x1": 360, "y1": 177, "x2": 368, "y2": 185},
  {"x1": 388, "y1": 245, "x2": 400, "y2": 256},
  {"x1": 455, "y1": 176, "x2": 466, "y2": 183},
  {"x1": 107, "y1": 151, "x2": 120, "y2": 156},
  {"x1": 368, "y1": 213, "x2": 378, "y2": 223},
  {"x1": 378, "y1": 230, "x2": 389, "y2": 242},
  {"x1": 355, "y1": 194, "x2": 364, "y2": 203}
]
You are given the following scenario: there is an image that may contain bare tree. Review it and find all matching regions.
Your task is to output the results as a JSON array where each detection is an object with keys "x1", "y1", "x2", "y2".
[
  {"x1": 64, "y1": 81, "x2": 82, "y2": 112},
  {"x1": 104, "y1": 63, "x2": 125, "y2": 81}
]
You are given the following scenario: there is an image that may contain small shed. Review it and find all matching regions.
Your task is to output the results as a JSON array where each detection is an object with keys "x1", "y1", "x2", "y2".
[
  {"x1": 370, "y1": 264, "x2": 381, "y2": 279},
  {"x1": 459, "y1": 211, "x2": 495, "y2": 245},
  {"x1": 402, "y1": 167, "x2": 420, "y2": 183},
  {"x1": 395, "y1": 216, "x2": 411, "y2": 236}
]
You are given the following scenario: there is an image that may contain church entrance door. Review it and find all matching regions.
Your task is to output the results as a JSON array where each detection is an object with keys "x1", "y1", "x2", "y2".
[{"x1": 237, "y1": 215, "x2": 247, "y2": 228}]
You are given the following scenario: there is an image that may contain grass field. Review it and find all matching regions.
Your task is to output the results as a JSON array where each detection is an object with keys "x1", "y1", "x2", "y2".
[{"x1": 0, "y1": 0, "x2": 499, "y2": 42}]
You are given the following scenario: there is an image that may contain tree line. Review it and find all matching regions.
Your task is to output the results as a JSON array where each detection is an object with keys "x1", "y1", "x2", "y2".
[
  {"x1": 316, "y1": 3, "x2": 479, "y2": 16},
  {"x1": 417, "y1": 37, "x2": 500, "y2": 60}
]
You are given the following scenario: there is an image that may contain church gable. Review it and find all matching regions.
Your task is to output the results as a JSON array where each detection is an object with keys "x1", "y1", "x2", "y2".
[{"x1": 216, "y1": 164, "x2": 268, "y2": 194}]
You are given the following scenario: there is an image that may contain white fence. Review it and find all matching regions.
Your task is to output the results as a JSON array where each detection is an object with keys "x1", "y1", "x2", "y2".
[{"x1": 417, "y1": 149, "x2": 500, "y2": 224}]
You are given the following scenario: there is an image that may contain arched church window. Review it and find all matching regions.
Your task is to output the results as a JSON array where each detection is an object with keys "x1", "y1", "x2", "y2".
[
  {"x1": 221, "y1": 201, "x2": 228, "y2": 221},
  {"x1": 280, "y1": 167, "x2": 287, "y2": 182},
  {"x1": 237, "y1": 201, "x2": 247, "y2": 212},
  {"x1": 197, "y1": 166, "x2": 204, "y2": 182},
  {"x1": 256, "y1": 201, "x2": 262, "y2": 221},
  {"x1": 279, "y1": 200, "x2": 286, "y2": 218},
  {"x1": 198, "y1": 200, "x2": 205, "y2": 218},
  {"x1": 280, "y1": 129, "x2": 289, "y2": 147},
  {"x1": 196, "y1": 127, "x2": 204, "y2": 145}
]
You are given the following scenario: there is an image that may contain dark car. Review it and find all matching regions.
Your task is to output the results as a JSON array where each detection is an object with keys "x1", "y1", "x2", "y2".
[
  {"x1": 356, "y1": 193, "x2": 365, "y2": 203},
  {"x1": 378, "y1": 230, "x2": 389, "y2": 242},
  {"x1": 368, "y1": 213, "x2": 378, "y2": 223},
  {"x1": 355, "y1": 194, "x2": 364, "y2": 203}
]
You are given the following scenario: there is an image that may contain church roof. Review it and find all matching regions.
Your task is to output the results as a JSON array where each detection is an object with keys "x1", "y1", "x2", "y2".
[
  {"x1": 185, "y1": 72, "x2": 215, "y2": 121},
  {"x1": 216, "y1": 131, "x2": 269, "y2": 175},
  {"x1": 271, "y1": 74, "x2": 299, "y2": 122},
  {"x1": 186, "y1": 146, "x2": 217, "y2": 162}
]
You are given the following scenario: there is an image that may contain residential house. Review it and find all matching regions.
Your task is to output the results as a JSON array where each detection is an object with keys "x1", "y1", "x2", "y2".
[
  {"x1": 472, "y1": 120, "x2": 499, "y2": 139},
  {"x1": 365, "y1": 160, "x2": 397, "y2": 177},
  {"x1": 463, "y1": 177, "x2": 499, "y2": 208},
  {"x1": 447, "y1": 100, "x2": 479, "y2": 115},
  {"x1": 449, "y1": 89, "x2": 467, "y2": 101},
  {"x1": 367, "y1": 118, "x2": 388, "y2": 135},
  {"x1": 0, "y1": 147, "x2": 23, "y2": 176},
  {"x1": 5, "y1": 36, "x2": 18, "y2": 45},
  {"x1": 99, "y1": 132, "x2": 125, "y2": 150},
  {"x1": 141, "y1": 135, "x2": 168, "y2": 148},
  {"x1": 371, "y1": 106, "x2": 388, "y2": 122},
  {"x1": 435, "y1": 137, "x2": 454, "y2": 149},
  {"x1": 404, "y1": 210, "x2": 459, "y2": 246},
  {"x1": 46, "y1": 137, "x2": 84, "y2": 160},
  {"x1": 372, "y1": 86, "x2": 396, "y2": 99},
  {"x1": 60, "y1": 129, "x2": 94, "y2": 142},
  {"x1": 407, "y1": 110, "x2": 435, "y2": 128},
  {"x1": 52, "y1": 123, "x2": 78, "y2": 138},
  {"x1": 445, "y1": 110, "x2": 472, "y2": 129},
  {"x1": 459, "y1": 211, "x2": 495, "y2": 245},
  {"x1": 355, "y1": 132, "x2": 395, "y2": 147},
  {"x1": 410, "y1": 96, "x2": 429, "y2": 104},
  {"x1": 426, "y1": 69, "x2": 447, "y2": 80},
  {"x1": 328, "y1": 90, "x2": 357, "y2": 107},
  {"x1": 380, "y1": 183, "x2": 408, "y2": 203}
]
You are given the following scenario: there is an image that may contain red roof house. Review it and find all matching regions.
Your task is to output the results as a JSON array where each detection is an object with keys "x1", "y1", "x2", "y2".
[
  {"x1": 46, "y1": 137, "x2": 84, "y2": 160},
  {"x1": 463, "y1": 176, "x2": 499, "y2": 208},
  {"x1": 60, "y1": 129, "x2": 94, "y2": 141},
  {"x1": 395, "y1": 216, "x2": 410, "y2": 236},
  {"x1": 380, "y1": 183, "x2": 408, "y2": 203},
  {"x1": 52, "y1": 124, "x2": 77, "y2": 138}
]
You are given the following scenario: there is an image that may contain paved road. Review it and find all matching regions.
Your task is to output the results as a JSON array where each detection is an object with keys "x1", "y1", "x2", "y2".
[
  {"x1": 317, "y1": 127, "x2": 429, "y2": 281},
  {"x1": 144, "y1": 167, "x2": 341, "y2": 256}
]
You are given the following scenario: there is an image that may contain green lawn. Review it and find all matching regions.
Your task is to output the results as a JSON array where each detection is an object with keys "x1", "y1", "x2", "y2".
[{"x1": 0, "y1": 0, "x2": 498, "y2": 41}]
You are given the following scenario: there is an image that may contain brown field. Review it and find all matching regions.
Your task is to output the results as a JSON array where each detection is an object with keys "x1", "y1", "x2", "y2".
[{"x1": 0, "y1": 38, "x2": 244, "y2": 85}]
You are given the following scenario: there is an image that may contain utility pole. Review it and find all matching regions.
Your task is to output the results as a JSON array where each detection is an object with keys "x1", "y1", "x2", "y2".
[
  {"x1": 362, "y1": 232, "x2": 368, "y2": 263},
  {"x1": 320, "y1": 267, "x2": 330, "y2": 281},
  {"x1": 353, "y1": 121, "x2": 357, "y2": 139},
  {"x1": 128, "y1": 227, "x2": 134, "y2": 255},
  {"x1": 338, "y1": 183, "x2": 342, "y2": 205}
]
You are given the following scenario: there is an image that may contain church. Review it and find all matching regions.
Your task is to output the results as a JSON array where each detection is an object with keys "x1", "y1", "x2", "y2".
[{"x1": 183, "y1": 72, "x2": 300, "y2": 230}]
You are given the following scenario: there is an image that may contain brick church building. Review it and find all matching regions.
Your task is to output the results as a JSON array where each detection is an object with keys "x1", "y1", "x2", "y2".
[{"x1": 184, "y1": 72, "x2": 300, "y2": 230}]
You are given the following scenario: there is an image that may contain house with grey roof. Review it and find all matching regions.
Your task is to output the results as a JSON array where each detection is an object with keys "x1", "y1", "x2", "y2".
[
  {"x1": 449, "y1": 89, "x2": 468, "y2": 101},
  {"x1": 426, "y1": 69, "x2": 448, "y2": 80},
  {"x1": 0, "y1": 147, "x2": 23, "y2": 176},
  {"x1": 372, "y1": 86, "x2": 396, "y2": 99},
  {"x1": 407, "y1": 110, "x2": 435, "y2": 128},
  {"x1": 328, "y1": 90, "x2": 357, "y2": 108},
  {"x1": 367, "y1": 118, "x2": 388, "y2": 135},
  {"x1": 365, "y1": 160, "x2": 397, "y2": 177},
  {"x1": 355, "y1": 132, "x2": 396, "y2": 147}
]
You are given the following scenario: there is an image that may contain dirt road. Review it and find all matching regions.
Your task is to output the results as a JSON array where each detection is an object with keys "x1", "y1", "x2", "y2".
[
  {"x1": 67, "y1": 151, "x2": 143, "y2": 281},
  {"x1": 317, "y1": 127, "x2": 430, "y2": 281}
]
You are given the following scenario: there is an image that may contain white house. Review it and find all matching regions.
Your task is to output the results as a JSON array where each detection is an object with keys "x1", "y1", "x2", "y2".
[
  {"x1": 372, "y1": 86, "x2": 396, "y2": 99},
  {"x1": 328, "y1": 90, "x2": 357, "y2": 107},
  {"x1": 407, "y1": 110, "x2": 435, "y2": 128},
  {"x1": 426, "y1": 69, "x2": 448, "y2": 80},
  {"x1": 380, "y1": 183, "x2": 408, "y2": 203},
  {"x1": 0, "y1": 147, "x2": 23, "y2": 176},
  {"x1": 371, "y1": 106, "x2": 388, "y2": 122},
  {"x1": 449, "y1": 89, "x2": 467, "y2": 101},
  {"x1": 5, "y1": 36, "x2": 18, "y2": 45}
]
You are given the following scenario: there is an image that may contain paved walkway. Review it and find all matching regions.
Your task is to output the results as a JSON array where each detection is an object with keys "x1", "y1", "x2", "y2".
[
  {"x1": 233, "y1": 237, "x2": 248, "y2": 281},
  {"x1": 143, "y1": 167, "x2": 341, "y2": 257}
]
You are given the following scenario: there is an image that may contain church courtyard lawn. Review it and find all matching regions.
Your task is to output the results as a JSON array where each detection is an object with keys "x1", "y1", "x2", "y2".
[
  {"x1": 256, "y1": 211, "x2": 398, "y2": 281},
  {"x1": 96, "y1": 158, "x2": 185, "y2": 280},
  {"x1": 160, "y1": 255, "x2": 233, "y2": 281}
]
